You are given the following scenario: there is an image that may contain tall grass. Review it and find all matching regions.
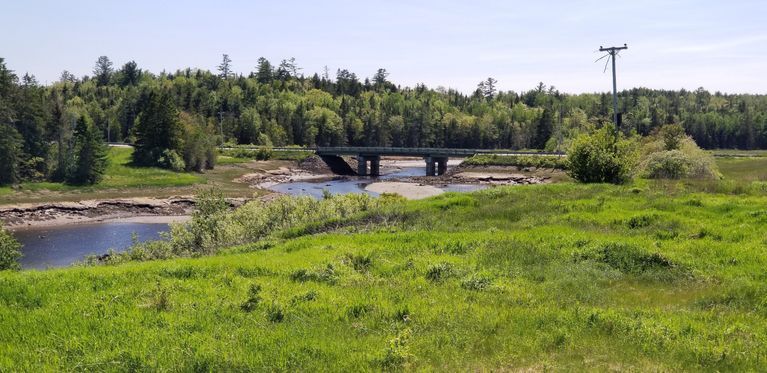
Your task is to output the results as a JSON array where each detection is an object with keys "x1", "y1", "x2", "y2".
[{"x1": 3, "y1": 180, "x2": 767, "y2": 369}]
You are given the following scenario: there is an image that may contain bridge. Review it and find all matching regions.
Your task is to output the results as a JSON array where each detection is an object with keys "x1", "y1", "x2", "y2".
[
  {"x1": 222, "y1": 145, "x2": 562, "y2": 176},
  {"x1": 314, "y1": 147, "x2": 560, "y2": 176}
]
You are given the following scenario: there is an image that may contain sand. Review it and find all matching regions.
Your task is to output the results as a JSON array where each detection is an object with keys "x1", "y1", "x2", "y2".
[{"x1": 365, "y1": 182, "x2": 444, "y2": 200}]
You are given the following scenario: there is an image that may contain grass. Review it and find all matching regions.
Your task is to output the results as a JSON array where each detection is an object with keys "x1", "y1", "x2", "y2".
[
  {"x1": 1, "y1": 150, "x2": 766, "y2": 369},
  {"x1": 3, "y1": 168, "x2": 767, "y2": 369},
  {"x1": 0, "y1": 148, "x2": 284, "y2": 204},
  {"x1": 0, "y1": 148, "x2": 203, "y2": 198},
  {"x1": 463, "y1": 154, "x2": 568, "y2": 169},
  {"x1": 715, "y1": 156, "x2": 767, "y2": 183}
]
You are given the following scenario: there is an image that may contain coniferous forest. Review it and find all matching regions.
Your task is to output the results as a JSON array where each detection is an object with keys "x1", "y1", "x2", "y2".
[{"x1": 1, "y1": 54, "x2": 766, "y2": 185}]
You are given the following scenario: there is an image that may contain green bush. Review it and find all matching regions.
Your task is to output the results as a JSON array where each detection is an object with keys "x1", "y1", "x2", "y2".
[
  {"x1": 636, "y1": 132, "x2": 721, "y2": 180},
  {"x1": 0, "y1": 227, "x2": 22, "y2": 270},
  {"x1": 157, "y1": 149, "x2": 186, "y2": 172},
  {"x1": 566, "y1": 127, "x2": 638, "y2": 184}
]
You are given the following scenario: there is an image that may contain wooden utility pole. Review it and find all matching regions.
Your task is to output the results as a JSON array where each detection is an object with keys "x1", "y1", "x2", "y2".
[{"x1": 598, "y1": 44, "x2": 628, "y2": 126}]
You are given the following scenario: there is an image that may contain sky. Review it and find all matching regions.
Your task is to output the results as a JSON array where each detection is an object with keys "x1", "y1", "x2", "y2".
[{"x1": 1, "y1": 0, "x2": 765, "y2": 94}]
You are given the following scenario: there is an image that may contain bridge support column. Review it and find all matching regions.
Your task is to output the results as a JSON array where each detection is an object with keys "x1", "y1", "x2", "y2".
[
  {"x1": 369, "y1": 156, "x2": 380, "y2": 176},
  {"x1": 357, "y1": 155, "x2": 368, "y2": 176},
  {"x1": 436, "y1": 157, "x2": 448, "y2": 175},
  {"x1": 424, "y1": 156, "x2": 436, "y2": 176}
]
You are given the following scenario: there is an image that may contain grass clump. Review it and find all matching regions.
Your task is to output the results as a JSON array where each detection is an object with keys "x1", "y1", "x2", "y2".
[
  {"x1": 240, "y1": 283, "x2": 262, "y2": 312},
  {"x1": 290, "y1": 264, "x2": 338, "y2": 284},
  {"x1": 425, "y1": 262, "x2": 454, "y2": 282},
  {"x1": 574, "y1": 242, "x2": 681, "y2": 278}
]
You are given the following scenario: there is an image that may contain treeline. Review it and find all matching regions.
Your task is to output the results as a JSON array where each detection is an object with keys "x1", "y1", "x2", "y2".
[
  {"x1": 0, "y1": 57, "x2": 218, "y2": 186},
  {"x1": 2, "y1": 54, "x2": 767, "y2": 185}
]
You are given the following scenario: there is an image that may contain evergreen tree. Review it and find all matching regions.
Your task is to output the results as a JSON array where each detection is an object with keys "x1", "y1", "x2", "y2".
[
  {"x1": 534, "y1": 107, "x2": 554, "y2": 149},
  {"x1": 132, "y1": 90, "x2": 184, "y2": 167},
  {"x1": 255, "y1": 57, "x2": 273, "y2": 83},
  {"x1": 93, "y1": 56, "x2": 113, "y2": 86},
  {"x1": 67, "y1": 114, "x2": 108, "y2": 185},
  {"x1": 218, "y1": 54, "x2": 233, "y2": 79},
  {"x1": 0, "y1": 124, "x2": 22, "y2": 185},
  {"x1": 119, "y1": 60, "x2": 141, "y2": 86}
]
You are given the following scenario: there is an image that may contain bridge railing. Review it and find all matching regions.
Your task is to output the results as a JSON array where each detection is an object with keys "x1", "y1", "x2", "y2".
[{"x1": 220, "y1": 145, "x2": 564, "y2": 156}]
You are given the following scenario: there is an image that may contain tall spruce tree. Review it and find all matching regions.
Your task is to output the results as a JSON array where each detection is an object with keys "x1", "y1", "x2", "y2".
[
  {"x1": 93, "y1": 56, "x2": 113, "y2": 86},
  {"x1": 255, "y1": 57, "x2": 273, "y2": 84},
  {"x1": 67, "y1": 114, "x2": 108, "y2": 185},
  {"x1": 132, "y1": 90, "x2": 184, "y2": 167}
]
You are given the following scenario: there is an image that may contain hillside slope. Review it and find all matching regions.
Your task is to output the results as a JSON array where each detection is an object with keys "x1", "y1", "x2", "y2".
[{"x1": 2, "y1": 183, "x2": 767, "y2": 370}]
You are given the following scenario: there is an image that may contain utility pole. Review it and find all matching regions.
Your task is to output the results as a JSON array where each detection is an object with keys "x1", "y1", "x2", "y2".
[{"x1": 597, "y1": 44, "x2": 628, "y2": 126}]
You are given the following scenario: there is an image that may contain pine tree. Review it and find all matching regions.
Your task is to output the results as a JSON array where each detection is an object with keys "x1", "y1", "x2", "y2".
[
  {"x1": 132, "y1": 90, "x2": 184, "y2": 167},
  {"x1": 0, "y1": 124, "x2": 22, "y2": 185},
  {"x1": 534, "y1": 107, "x2": 554, "y2": 149},
  {"x1": 255, "y1": 57, "x2": 273, "y2": 84},
  {"x1": 93, "y1": 56, "x2": 113, "y2": 86},
  {"x1": 218, "y1": 54, "x2": 233, "y2": 79},
  {"x1": 67, "y1": 114, "x2": 108, "y2": 185}
]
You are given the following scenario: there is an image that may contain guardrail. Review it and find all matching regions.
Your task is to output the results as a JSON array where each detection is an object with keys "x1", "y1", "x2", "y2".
[{"x1": 219, "y1": 145, "x2": 565, "y2": 157}]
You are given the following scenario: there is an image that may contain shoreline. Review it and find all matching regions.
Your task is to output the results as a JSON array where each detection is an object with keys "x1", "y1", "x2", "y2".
[{"x1": 1, "y1": 197, "x2": 244, "y2": 230}]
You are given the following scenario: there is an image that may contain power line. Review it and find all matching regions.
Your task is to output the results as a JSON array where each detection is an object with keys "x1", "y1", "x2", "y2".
[{"x1": 596, "y1": 44, "x2": 628, "y2": 127}]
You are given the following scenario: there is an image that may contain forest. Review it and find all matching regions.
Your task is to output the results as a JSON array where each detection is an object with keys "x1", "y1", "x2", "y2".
[{"x1": 1, "y1": 54, "x2": 766, "y2": 186}]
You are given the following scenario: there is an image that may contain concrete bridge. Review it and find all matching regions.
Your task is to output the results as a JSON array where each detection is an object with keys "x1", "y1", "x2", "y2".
[
  {"x1": 315, "y1": 147, "x2": 554, "y2": 176},
  {"x1": 222, "y1": 145, "x2": 562, "y2": 177}
]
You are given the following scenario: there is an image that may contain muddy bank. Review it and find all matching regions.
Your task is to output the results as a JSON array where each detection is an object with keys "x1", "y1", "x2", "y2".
[{"x1": 1, "y1": 197, "x2": 246, "y2": 229}]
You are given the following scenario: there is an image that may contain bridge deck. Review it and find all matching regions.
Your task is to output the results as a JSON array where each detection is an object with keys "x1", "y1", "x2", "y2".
[{"x1": 224, "y1": 146, "x2": 563, "y2": 158}]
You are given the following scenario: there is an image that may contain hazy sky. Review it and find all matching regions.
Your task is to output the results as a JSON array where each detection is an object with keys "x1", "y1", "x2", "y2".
[{"x1": 2, "y1": 0, "x2": 765, "y2": 93}]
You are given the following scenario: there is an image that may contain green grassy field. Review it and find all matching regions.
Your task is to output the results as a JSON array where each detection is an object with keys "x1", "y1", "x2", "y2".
[
  {"x1": 0, "y1": 148, "x2": 282, "y2": 205},
  {"x1": 2, "y1": 156, "x2": 767, "y2": 370}
]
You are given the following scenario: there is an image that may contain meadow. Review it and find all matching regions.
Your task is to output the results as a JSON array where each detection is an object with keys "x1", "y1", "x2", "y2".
[
  {"x1": 1, "y1": 156, "x2": 767, "y2": 370},
  {"x1": 0, "y1": 148, "x2": 279, "y2": 205}
]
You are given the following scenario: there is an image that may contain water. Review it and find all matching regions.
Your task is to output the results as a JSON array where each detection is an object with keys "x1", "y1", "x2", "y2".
[
  {"x1": 13, "y1": 223, "x2": 170, "y2": 269},
  {"x1": 12, "y1": 164, "x2": 485, "y2": 269},
  {"x1": 268, "y1": 166, "x2": 486, "y2": 199}
]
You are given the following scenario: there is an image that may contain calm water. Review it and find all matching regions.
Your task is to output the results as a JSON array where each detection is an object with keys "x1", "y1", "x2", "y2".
[{"x1": 13, "y1": 223, "x2": 170, "y2": 269}]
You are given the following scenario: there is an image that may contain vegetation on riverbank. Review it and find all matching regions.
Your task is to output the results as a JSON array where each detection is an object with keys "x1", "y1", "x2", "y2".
[
  {"x1": 2, "y1": 160, "x2": 767, "y2": 369},
  {"x1": 0, "y1": 147, "x2": 282, "y2": 205},
  {"x1": 463, "y1": 154, "x2": 568, "y2": 170}
]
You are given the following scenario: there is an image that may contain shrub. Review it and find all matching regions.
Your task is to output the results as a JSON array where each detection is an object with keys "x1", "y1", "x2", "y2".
[
  {"x1": 0, "y1": 227, "x2": 22, "y2": 270},
  {"x1": 566, "y1": 127, "x2": 638, "y2": 184},
  {"x1": 157, "y1": 149, "x2": 186, "y2": 172},
  {"x1": 636, "y1": 137, "x2": 721, "y2": 180}
]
